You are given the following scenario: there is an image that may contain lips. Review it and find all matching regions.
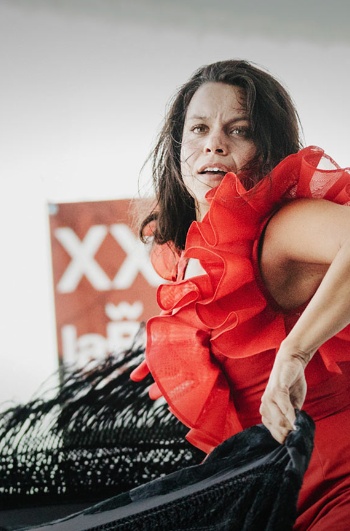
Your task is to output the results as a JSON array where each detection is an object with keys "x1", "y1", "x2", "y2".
[{"x1": 198, "y1": 163, "x2": 233, "y2": 176}]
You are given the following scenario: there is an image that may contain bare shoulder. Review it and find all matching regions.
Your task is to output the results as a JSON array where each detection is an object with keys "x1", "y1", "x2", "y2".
[
  {"x1": 260, "y1": 198, "x2": 350, "y2": 309},
  {"x1": 263, "y1": 198, "x2": 350, "y2": 263}
]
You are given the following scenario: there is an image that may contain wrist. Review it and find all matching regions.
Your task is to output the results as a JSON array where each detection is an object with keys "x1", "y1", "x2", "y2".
[{"x1": 277, "y1": 338, "x2": 315, "y2": 368}]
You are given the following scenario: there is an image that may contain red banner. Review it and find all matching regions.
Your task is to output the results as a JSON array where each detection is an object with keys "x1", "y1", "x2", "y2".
[{"x1": 48, "y1": 199, "x2": 161, "y2": 366}]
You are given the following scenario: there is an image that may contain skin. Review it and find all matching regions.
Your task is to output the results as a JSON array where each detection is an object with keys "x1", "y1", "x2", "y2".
[
  {"x1": 180, "y1": 81, "x2": 350, "y2": 444},
  {"x1": 180, "y1": 82, "x2": 256, "y2": 221}
]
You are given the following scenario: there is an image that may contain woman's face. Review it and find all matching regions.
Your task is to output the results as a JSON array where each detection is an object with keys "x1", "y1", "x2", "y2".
[{"x1": 180, "y1": 82, "x2": 256, "y2": 220}]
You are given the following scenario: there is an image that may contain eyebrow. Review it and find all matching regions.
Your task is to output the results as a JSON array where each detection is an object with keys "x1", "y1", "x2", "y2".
[{"x1": 186, "y1": 113, "x2": 249, "y2": 121}]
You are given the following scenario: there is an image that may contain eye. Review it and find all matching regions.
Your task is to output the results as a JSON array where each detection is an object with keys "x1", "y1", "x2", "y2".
[
  {"x1": 191, "y1": 124, "x2": 208, "y2": 134},
  {"x1": 229, "y1": 126, "x2": 251, "y2": 138}
]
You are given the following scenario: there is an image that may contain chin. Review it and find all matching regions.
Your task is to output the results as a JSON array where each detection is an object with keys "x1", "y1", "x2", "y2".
[{"x1": 202, "y1": 175, "x2": 225, "y2": 187}]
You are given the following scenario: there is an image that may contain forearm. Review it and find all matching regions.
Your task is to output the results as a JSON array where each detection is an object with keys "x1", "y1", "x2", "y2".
[
  {"x1": 280, "y1": 239, "x2": 350, "y2": 363},
  {"x1": 261, "y1": 239, "x2": 350, "y2": 443}
]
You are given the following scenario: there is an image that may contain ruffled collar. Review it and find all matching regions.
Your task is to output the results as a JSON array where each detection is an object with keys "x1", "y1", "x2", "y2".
[
  {"x1": 153, "y1": 146, "x2": 350, "y2": 361},
  {"x1": 145, "y1": 147, "x2": 350, "y2": 452}
]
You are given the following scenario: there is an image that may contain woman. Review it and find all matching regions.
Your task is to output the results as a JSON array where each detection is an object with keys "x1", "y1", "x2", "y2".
[
  {"x1": 131, "y1": 59, "x2": 350, "y2": 529},
  {"x1": 1, "y1": 60, "x2": 348, "y2": 531}
]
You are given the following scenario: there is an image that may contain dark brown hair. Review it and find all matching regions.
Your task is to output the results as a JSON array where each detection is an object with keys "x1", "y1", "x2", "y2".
[{"x1": 141, "y1": 59, "x2": 302, "y2": 250}]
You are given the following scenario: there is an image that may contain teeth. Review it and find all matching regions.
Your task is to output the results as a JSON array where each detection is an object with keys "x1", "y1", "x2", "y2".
[{"x1": 204, "y1": 167, "x2": 224, "y2": 172}]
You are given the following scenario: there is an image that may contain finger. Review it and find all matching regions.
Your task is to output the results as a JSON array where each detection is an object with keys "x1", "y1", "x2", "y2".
[
  {"x1": 149, "y1": 382, "x2": 162, "y2": 400},
  {"x1": 261, "y1": 388, "x2": 296, "y2": 428},
  {"x1": 130, "y1": 360, "x2": 150, "y2": 381},
  {"x1": 260, "y1": 397, "x2": 295, "y2": 443},
  {"x1": 261, "y1": 415, "x2": 292, "y2": 444},
  {"x1": 284, "y1": 404, "x2": 297, "y2": 429},
  {"x1": 260, "y1": 399, "x2": 293, "y2": 429}
]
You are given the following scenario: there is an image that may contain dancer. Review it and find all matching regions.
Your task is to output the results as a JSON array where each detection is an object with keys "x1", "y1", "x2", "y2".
[
  {"x1": 131, "y1": 59, "x2": 350, "y2": 529},
  {"x1": 2, "y1": 60, "x2": 350, "y2": 530}
]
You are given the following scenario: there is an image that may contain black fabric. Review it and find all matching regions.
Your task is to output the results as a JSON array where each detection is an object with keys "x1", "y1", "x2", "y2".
[
  {"x1": 10, "y1": 410, "x2": 315, "y2": 531},
  {"x1": 0, "y1": 328, "x2": 204, "y2": 528}
]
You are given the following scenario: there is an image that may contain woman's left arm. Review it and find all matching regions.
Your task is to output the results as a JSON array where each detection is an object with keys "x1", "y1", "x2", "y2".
[{"x1": 259, "y1": 198, "x2": 350, "y2": 443}]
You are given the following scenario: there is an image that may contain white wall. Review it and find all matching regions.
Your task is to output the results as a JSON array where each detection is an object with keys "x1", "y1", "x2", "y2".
[{"x1": 1, "y1": 0, "x2": 349, "y2": 403}]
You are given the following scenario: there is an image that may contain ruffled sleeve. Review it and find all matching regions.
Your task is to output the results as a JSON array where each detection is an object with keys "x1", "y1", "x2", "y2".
[{"x1": 146, "y1": 146, "x2": 350, "y2": 453}]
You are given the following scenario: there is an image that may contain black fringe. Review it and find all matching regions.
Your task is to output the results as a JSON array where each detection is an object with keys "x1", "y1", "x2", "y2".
[
  {"x1": 0, "y1": 327, "x2": 315, "y2": 531},
  {"x1": 8, "y1": 411, "x2": 315, "y2": 531},
  {"x1": 0, "y1": 329, "x2": 204, "y2": 514}
]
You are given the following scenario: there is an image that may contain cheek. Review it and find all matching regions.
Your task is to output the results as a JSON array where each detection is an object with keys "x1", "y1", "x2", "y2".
[
  {"x1": 180, "y1": 143, "x2": 185, "y2": 163},
  {"x1": 180, "y1": 144, "x2": 194, "y2": 176},
  {"x1": 246, "y1": 142, "x2": 257, "y2": 161},
  {"x1": 236, "y1": 142, "x2": 257, "y2": 168},
  {"x1": 180, "y1": 143, "x2": 189, "y2": 164},
  {"x1": 180, "y1": 146, "x2": 187, "y2": 175},
  {"x1": 181, "y1": 136, "x2": 199, "y2": 163}
]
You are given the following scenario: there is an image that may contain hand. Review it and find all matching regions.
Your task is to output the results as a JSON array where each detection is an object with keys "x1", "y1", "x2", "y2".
[
  {"x1": 130, "y1": 359, "x2": 163, "y2": 400},
  {"x1": 259, "y1": 348, "x2": 308, "y2": 444}
]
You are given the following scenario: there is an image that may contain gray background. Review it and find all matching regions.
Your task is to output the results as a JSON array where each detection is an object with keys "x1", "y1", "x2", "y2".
[{"x1": 1, "y1": 0, "x2": 349, "y2": 402}]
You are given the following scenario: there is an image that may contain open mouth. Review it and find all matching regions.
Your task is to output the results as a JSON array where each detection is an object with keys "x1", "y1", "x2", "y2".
[{"x1": 199, "y1": 167, "x2": 228, "y2": 177}]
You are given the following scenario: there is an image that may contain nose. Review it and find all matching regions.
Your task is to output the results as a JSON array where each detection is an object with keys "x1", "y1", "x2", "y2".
[{"x1": 204, "y1": 131, "x2": 228, "y2": 155}]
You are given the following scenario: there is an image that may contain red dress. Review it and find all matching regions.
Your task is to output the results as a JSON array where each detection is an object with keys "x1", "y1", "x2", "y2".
[{"x1": 146, "y1": 146, "x2": 350, "y2": 530}]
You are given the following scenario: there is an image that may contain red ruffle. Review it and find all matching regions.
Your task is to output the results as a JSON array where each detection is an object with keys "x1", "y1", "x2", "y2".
[{"x1": 146, "y1": 146, "x2": 350, "y2": 453}]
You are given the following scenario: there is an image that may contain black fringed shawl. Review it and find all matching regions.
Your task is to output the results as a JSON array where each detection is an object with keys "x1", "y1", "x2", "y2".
[
  {"x1": 0, "y1": 332, "x2": 204, "y2": 529},
  {"x1": 0, "y1": 329, "x2": 314, "y2": 531},
  {"x1": 10, "y1": 410, "x2": 314, "y2": 531}
]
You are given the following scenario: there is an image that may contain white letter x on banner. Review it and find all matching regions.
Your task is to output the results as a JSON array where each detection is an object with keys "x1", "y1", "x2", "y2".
[{"x1": 55, "y1": 226, "x2": 110, "y2": 293}]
